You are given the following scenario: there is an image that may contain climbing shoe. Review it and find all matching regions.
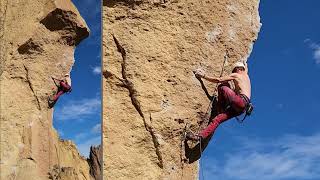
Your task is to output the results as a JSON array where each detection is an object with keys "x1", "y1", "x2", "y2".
[
  {"x1": 47, "y1": 98, "x2": 56, "y2": 108},
  {"x1": 186, "y1": 131, "x2": 201, "y2": 141}
]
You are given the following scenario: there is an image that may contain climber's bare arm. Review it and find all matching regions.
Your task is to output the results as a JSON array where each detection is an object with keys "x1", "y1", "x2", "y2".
[
  {"x1": 218, "y1": 73, "x2": 237, "y2": 82},
  {"x1": 202, "y1": 75, "x2": 220, "y2": 83},
  {"x1": 203, "y1": 73, "x2": 237, "y2": 83},
  {"x1": 52, "y1": 76, "x2": 63, "y2": 82}
]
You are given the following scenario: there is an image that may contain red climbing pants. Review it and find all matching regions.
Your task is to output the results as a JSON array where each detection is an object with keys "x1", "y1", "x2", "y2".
[
  {"x1": 52, "y1": 81, "x2": 71, "y2": 101},
  {"x1": 199, "y1": 83, "x2": 248, "y2": 138}
]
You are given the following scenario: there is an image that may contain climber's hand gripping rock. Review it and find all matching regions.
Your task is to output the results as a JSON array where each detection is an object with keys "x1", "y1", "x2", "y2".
[{"x1": 193, "y1": 68, "x2": 205, "y2": 79}]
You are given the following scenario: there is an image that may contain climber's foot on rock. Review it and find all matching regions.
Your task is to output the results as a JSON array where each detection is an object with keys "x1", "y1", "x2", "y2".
[
  {"x1": 48, "y1": 98, "x2": 56, "y2": 108},
  {"x1": 186, "y1": 131, "x2": 201, "y2": 141}
]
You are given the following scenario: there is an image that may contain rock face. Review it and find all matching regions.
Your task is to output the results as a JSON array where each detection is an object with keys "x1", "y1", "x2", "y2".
[
  {"x1": 88, "y1": 145, "x2": 102, "y2": 180},
  {"x1": 103, "y1": 0, "x2": 261, "y2": 179},
  {"x1": 0, "y1": 0, "x2": 93, "y2": 179}
]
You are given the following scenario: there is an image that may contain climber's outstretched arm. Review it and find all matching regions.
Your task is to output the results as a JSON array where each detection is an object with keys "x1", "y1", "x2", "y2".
[
  {"x1": 52, "y1": 76, "x2": 62, "y2": 81},
  {"x1": 218, "y1": 73, "x2": 237, "y2": 82},
  {"x1": 202, "y1": 75, "x2": 220, "y2": 83},
  {"x1": 203, "y1": 73, "x2": 237, "y2": 83},
  {"x1": 194, "y1": 69, "x2": 237, "y2": 83}
]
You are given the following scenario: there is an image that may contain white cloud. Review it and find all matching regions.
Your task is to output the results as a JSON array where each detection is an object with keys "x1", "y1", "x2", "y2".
[
  {"x1": 314, "y1": 48, "x2": 320, "y2": 64},
  {"x1": 76, "y1": 136, "x2": 101, "y2": 157},
  {"x1": 55, "y1": 97, "x2": 101, "y2": 121},
  {"x1": 73, "y1": 124, "x2": 101, "y2": 142},
  {"x1": 72, "y1": 123, "x2": 101, "y2": 157},
  {"x1": 92, "y1": 66, "x2": 101, "y2": 75},
  {"x1": 203, "y1": 133, "x2": 320, "y2": 180},
  {"x1": 305, "y1": 39, "x2": 320, "y2": 64},
  {"x1": 58, "y1": 130, "x2": 64, "y2": 137},
  {"x1": 74, "y1": 132, "x2": 89, "y2": 141},
  {"x1": 91, "y1": 123, "x2": 101, "y2": 134}
]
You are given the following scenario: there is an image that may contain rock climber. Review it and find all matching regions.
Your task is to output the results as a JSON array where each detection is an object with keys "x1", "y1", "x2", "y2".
[
  {"x1": 48, "y1": 73, "x2": 72, "y2": 107},
  {"x1": 186, "y1": 61, "x2": 252, "y2": 141}
]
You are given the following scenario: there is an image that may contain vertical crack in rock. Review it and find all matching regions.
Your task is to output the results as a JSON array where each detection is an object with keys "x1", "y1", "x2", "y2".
[
  {"x1": 81, "y1": 172, "x2": 89, "y2": 180},
  {"x1": 112, "y1": 35, "x2": 164, "y2": 168},
  {"x1": 149, "y1": 113, "x2": 164, "y2": 169},
  {"x1": 23, "y1": 65, "x2": 41, "y2": 110},
  {"x1": 54, "y1": 144, "x2": 61, "y2": 170}
]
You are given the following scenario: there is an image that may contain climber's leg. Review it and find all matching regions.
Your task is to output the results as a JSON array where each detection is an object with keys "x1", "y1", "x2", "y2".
[
  {"x1": 218, "y1": 84, "x2": 246, "y2": 112},
  {"x1": 186, "y1": 84, "x2": 247, "y2": 141},
  {"x1": 198, "y1": 85, "x2": 247, "y2": 139},
  {"x1": 52, "y1": 90, "x2": 65, "y2": 102},
  {"x1": 216, "y1": 83, "x2": 231, "y2": 113},
  {"x1": 185, "y1": 131, "x2": 202, "y2": 141},
  {"x1": 59, "y1": 81, "x2": 71, "y2": 92},
  {"x1": 199, "y1": 111, "x2": 234, "y2": 139}
]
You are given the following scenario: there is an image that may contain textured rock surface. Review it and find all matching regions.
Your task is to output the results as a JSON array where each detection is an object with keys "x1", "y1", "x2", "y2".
[
  {"x1": 103, "y1": 0, "x2": 261, "y2": 179},
  {"x1": 88, "y1": 145, "x2": 102, "y2": 180},
  {"x1": 0, "y1": 0, "x2": 93, "y2": 179}
]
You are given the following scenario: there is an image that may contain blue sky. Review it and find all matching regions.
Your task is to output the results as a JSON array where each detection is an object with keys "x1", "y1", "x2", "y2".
[
  {"x1": 201, "y1": 1, "x2": 320, "y2": 180},
  {"x1": 53, "y1": 0, "x2": 101, "y2": 157}
]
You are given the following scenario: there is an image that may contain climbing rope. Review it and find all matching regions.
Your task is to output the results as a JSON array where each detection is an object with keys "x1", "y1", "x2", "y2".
[
  {"x1": 47, "y1": 109, "x2": 52, "y2": 172},
  {"x1": 199, "y1": 50, "x2": 229, "y2": 132},
  {"x1": 48, "y1": 77, "x2": 61, "y2": 174},
  {"x1": 198, "y1": 50, "x2": 229, "y2": 180},
  {"x1": 199, "y1": 138, "x2": 204, "y2": 180},
  {"x1": 51, "y1": 77, "x2": 59, "y2": 87},
  {"x1": 201, "y1": 50, "x2": 229, "y2": 123},
  {"x1": 180, "y1": 50, "x2": 229, "y2": 179}
]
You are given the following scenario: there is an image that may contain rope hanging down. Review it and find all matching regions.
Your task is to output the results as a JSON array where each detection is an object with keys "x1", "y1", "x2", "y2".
[
  {"x1": 198, "y1": 50, "x2": 229, "y2": 180},
  {"x1": 203, "y1": 50, "x2": 229, "y2": 120}
]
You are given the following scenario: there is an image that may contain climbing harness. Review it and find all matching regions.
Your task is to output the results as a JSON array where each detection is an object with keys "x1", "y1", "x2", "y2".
[{"x1": 235, "y1": 94, "x2": 254, "y2": 123}]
